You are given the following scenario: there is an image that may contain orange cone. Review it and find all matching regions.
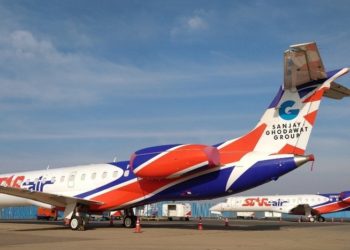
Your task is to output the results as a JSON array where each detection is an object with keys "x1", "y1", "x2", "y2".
[
  {"x1": 134, "y1": 217, "x2": 142, "y2": 233},
  {"x1": 224, "y1": 218, "x2": 229, "y2": 227},
  {"x1": 198, "y1": 217, "x2": 203, "y2": 230}
]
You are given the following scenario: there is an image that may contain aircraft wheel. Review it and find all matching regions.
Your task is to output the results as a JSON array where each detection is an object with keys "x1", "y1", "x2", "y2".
[
  {"x1": 309, "y1": 217, "x2": 315, "y2": 223},
  {"x1": 318, "y1": 216, "x2": 326, "y2": 222},
  {"x1": 70, "y1": 217, "x2": 85, "y2": 231},
  {"x1": 123, "y1": 216, "x2": 136, "y2": 228},
  {"x1": 70, "y1": 217, "x2": 80, "y2": 230}
]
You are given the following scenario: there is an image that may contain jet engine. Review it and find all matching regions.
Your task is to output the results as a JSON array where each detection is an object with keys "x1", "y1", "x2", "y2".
[{"x1": 130, "y1": 144, "x2": 220, "y2": 179}]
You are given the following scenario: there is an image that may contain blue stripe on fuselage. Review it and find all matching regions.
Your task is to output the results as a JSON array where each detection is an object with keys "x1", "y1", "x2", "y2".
[{"x1": 76, "y1": 161, "x2": 135, "y2": 199}]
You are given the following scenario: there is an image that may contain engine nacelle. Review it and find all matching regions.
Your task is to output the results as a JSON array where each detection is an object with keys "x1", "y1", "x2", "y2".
[
  {"x1": 339, "y1": 191, "x2": 350, "y2": 203},
  {"x1": 130, "y1": 144, "x2": 220, "y2": 179}
]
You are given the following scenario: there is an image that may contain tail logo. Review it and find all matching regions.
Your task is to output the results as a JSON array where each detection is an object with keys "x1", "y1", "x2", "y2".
[{"x1": 279, "y1": 100, "x2": 299, "y2": 120}]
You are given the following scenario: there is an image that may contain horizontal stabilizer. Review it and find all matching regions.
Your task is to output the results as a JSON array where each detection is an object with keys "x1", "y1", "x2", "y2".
[
  {"x1": 0, "y1": 185, "x2": 104, "y2": 208},
  {"x1": 324, "y1": 82, "x2": 350, "y2": 99}
]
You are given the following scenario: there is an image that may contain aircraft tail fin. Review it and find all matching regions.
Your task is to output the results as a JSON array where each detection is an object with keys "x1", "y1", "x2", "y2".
[{"x1": 218, "y1": 42, "x2": 349, "y2": 163}]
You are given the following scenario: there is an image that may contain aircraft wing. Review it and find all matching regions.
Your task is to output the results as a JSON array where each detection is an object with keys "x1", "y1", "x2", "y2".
[
  {"x1": 284, "y1": 42, "x2": 327, "y2": 89},
  {"x1": 289, "y1": 204, "x2": 317, "y2": 216},
  {"x1": 0, "y1": 185, "x2": 103, "y2": 208}
]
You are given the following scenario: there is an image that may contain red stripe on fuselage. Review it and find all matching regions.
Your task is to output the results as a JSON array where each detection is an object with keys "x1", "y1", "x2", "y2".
[
  {"x1": 91, "y1": 178, "x2": 174, "y2": 211},
  {"x1": 314, "y1": 199, "x2": 350, "y2": 214},
  {"x1": 277, "y1": 144, "x2": 305, "y2": 155},
  {"x1": 219, "y1": 124, "x2": 267, "y2": 164}
]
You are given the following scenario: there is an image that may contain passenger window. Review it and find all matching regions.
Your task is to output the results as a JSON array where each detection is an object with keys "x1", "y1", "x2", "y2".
[
  {"x1": 68, "y1": 174, "x2": 75, "y2": 182},
  {"x1": 113, "y1": 171, "x2": 118, "y2": 178},
  {"x1": 124, "y1": 170, "x2": 129, "y2": 177},
  {"x1": 102, "y1": 172, "x2": 107, "y2": 179},
  {"x1": 91, "y1": 173, "x2": 96, "y2": 180}
]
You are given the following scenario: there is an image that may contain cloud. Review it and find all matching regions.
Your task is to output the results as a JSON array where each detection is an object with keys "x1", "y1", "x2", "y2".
[
  {"x1": 170, "y1": 10, "x2": 209, "y2": 37},
  {"x1": 0, "y1": 28, "x2": 280, "y2": 110},
  {"x1": 10, "y1": 30, "x2": 54, "y2": 58},
  {"x1": 187, "y1": 16, "x2": 207, "y2": 30},
  {"x1": 0, "y1": 30, "x2": 173, "y2": 106},
  {"x1": 0, "y1": 129, "x2": 243, "y2": 141}
]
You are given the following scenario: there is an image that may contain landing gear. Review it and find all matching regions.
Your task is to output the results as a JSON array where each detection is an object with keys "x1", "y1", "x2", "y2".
[
  {"x1": 64, "y1": 203, "x2": 89, "y2": 231},
  {"x1": 317, "y1": 216, "x2": 326, "y2": 222},
  {"x1": 70, "y1": 216, "x2": 83, "y2": 230},
  {"x1": 69, "y1": 215, "x2": 88, "y2": 231},
  {"x1": 123, "y1": 215, "x2": 136, "y2": 228},
  {"x1": 122, "y1": 208, "x2": 136, "y2": 228},
  {"x1": 308, "y1": 216, "x2": 325, "y2": 223}
]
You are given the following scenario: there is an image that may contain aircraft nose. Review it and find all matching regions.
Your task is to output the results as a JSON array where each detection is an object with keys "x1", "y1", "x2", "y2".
[{"x1": 210, "y1": 203, "x2": 223, "y2": 211}]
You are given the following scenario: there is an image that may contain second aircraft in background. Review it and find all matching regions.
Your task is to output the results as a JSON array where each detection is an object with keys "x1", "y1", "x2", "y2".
[{"x1": 210, "y1": 191, "x2": 350, "y2": 222}]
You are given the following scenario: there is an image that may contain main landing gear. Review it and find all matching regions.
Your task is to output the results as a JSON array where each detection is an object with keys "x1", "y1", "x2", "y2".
[
  {"x1": 70, "y1": 216, "x2": 87, "y2": 231},
  {"x1": 122, "y1": 208, "x2": 137, "y2": 228},
  {"x1": 309, "y1": 216, "x2": 326, "y2": 223},
  {"x1": 317, "y1": 216, "x2": 326, "y2": 222},
  {"x1": 64, "y1": 203, "x2": 89, "y2": 231}
]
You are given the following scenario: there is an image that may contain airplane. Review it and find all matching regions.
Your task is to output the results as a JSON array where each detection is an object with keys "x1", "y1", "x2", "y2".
[
  {"x1": 209, "y1": 191, "x2": 350, "y2": 222},
  {"x1": 0, "y1": 42, "x2": 349, "y2": 230}
]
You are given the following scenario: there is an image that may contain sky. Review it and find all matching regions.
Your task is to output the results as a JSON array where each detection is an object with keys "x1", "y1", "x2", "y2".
[{"x1": 0, "y1": 0, "x2": 350, "y2": 196}]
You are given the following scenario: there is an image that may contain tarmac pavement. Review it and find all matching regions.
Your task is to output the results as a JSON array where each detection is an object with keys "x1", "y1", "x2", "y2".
[{"x1": 0, "y1": 219, "x2": 349, "y2": 250}]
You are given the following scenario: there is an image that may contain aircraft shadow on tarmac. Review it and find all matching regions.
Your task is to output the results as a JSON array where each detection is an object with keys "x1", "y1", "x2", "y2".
[
  {"x1": 1, "y1": 219, "x2": 283, "y2": 231},
  {"x1": 137, "y1": 223, "x2": 282, "y2": 231},
  {"x1": 1, "y1": 219, "x2": 345, "y2": 232}
]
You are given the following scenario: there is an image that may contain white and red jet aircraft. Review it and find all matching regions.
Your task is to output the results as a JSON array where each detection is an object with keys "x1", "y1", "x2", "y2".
[
  {"x1": 0, "y1": 42, "x2": 349, "y2": 230},
  {"x1": 210, "y1": 191, "x2": 350, "y2": 222}
]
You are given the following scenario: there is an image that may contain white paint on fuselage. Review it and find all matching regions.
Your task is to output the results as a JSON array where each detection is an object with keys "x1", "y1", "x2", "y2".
[
  {"x1": 0, "y1": 163, "x2": 124, "y2": 207},
  {"x1": 211, "y1": 194, "x2": 330, "y2": 214}
]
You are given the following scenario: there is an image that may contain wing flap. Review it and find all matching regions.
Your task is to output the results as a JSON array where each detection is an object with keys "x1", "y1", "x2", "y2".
[{"x1": 0, "y1": 186, "x2": 103, "y2": 208}]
